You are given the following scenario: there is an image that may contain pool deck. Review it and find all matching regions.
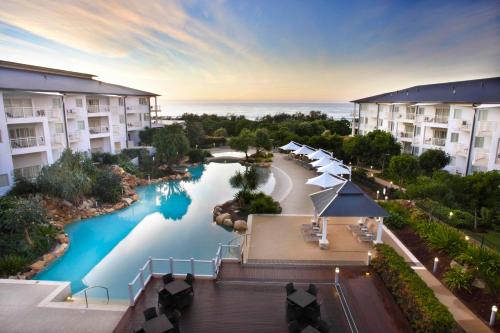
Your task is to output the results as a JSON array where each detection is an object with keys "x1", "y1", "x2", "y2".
[
  {"x1": 114, "y1": 264, "x2": 412, "y2": 333},
  {"x1": 0, "y1": 279, "x2": 127, "y2": 333}
]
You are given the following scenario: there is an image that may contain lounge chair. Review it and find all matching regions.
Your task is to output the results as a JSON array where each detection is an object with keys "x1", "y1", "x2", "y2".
[
  {"x1": 285, "y1": 282, "x2": 296, "y2": 295},
  {"x1": 307, "y1": 284, "x2": 318, "y2": 296},
  {"x1": 358, "y1": 233, "x2": 375, "y2": 242},
  {"x1": 304, "y1": 303, "x2": 321, "y2": 323},
  {"x1": 185, "y1": 273, "x2": 195, "y2": 286},
  {"x1": 143, "y1": 307, "x2": 158, "y2": 321}
]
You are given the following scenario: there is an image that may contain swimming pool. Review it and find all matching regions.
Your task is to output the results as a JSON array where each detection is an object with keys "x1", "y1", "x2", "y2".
[{"x1": 36, "y1": 162, "x2": 275, "y2": 299}]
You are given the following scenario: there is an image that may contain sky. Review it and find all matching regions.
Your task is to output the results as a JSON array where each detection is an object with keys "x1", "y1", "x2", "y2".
[{"x1": 0, "y1": 0, "x2": 499, "y2": 103}]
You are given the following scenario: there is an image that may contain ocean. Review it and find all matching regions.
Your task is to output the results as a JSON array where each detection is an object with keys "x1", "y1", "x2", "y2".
[{"x1": 157, "y1": 101, "x2": 354, "y2": 120}]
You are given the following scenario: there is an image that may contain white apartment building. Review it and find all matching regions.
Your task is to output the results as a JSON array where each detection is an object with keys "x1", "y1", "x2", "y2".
[
  {"x1": 351, "y1": 77, "x2": 500, "y2": 176},
  {"x1": 0, "y1": 61, "x2": 160, "y2": 195}
]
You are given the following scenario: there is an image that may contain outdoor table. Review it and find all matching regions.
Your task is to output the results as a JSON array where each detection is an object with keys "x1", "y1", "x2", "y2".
[
  {"x1": 301, "y1": 325, "x2": 321, "y2": 333},
  {"x1": 287, "y1": 289, "x2": 316, "y2": 308},
  {"x1": 164, "y1": 280, "x2": 191, "y2": 296},
  {"x1": 143, "y1": 315, "x2": 174, "y2": 333}
]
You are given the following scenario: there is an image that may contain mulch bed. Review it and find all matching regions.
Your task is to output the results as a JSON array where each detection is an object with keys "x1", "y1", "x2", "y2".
[{"x1": 394, "y1": 226, "x2": 499, "y2": 332}]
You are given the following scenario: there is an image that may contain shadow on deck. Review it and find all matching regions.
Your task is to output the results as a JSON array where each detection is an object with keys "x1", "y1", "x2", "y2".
[{"x1": 114, "y1": 263, "x2": 411, "y2": 333}]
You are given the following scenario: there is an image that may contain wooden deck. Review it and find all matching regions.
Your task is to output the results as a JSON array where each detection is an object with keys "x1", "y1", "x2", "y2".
[{"x1": 114, "y1": 263, "x2": 412, "y2": 333}]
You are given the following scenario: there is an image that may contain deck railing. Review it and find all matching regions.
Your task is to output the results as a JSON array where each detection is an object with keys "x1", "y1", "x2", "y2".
[
  {"x1": 127, "y1": 243, "x2": 240, "y2": 306},
  {"x1": 10, "y1": 136, "x2": 45, "y2": 149}
]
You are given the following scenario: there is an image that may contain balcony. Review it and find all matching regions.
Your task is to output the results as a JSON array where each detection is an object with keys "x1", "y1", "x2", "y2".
[
  {"x1": 87, "y1": 105, "x2": 116, "y2": 113},
  {"x1": 10, "y1": 136, "x2": 45, "y2": 149},
  {"x1": 434, "y1": 116, "x2": 449, "y2": 124},
  {"x1": 113, "y1": 125, "x2": 121, "y2": 137},
  {"x1": 51, "y1": 134, "x2": 65, "y2": 147},
  {"x1": 13, "y1": 165, "x2": 42, "y2": 181},
  {"x1": 476, "y1": 121, "x2": 495, "y2": 133},
  {"x1": 68, "y1": 131, "x2": 81, "y2": 142},
  {"x1": 473, "y1": 150, "x2": 489, "y2": 166},
  {"x1": 425, "y1": 137, "x2": 446, "y2": 146},
  {"x1": 89, "y1": 126, "x2": 109, "y2": 135},
  {"x1": 5, "y1": 106, "x2": 45, "y2": 122},
  {"x1": 459, "y1": 122, "x2": 471, "y2": 131},
  {"x1": 399, "y1": 131, "x2": 413, "y2": 138},
  {"x1": 66, "y1": 108, "x2": 81, "y2": 118},
  {"x1": 127, "y1": 122, "x2": 142, "y2": 130},
  {"x1": 452, "y1": 143, "x2": 469, "y2": 157}
]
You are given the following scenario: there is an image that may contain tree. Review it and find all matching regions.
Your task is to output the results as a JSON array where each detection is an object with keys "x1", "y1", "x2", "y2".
[
  {"x1": 387, "y1": 155, "x2": 420, "y2": 186},
  {"x1": 93, "y1": 168, "x2": 122, "y2": 203},
  {"x1": 229, "y1": 128, "x2": 255, "y2": 160},
  {"x1": 229, "y1": 166, "x2": 259, "y2": 207},
  {"x1": 152, "y1": 124, "x2": 190, "y2": 166},
  {"x1": 1, "y1": 197, "x2": 47, "y2": 246},
  {"x1": 185, "y1": 121, "x2": 205, "y2": 147},
  {"x1": 139, "y1": 127, "x2": 157, "y2": 145},
  {"x1": 212, "y1": 127, "x2": 228, "y2": 137},
  {"x1": 254, "y1": 128, "x2": 272, "y2": 153},
  {"x1": 419, "y1": 149, "x2": 451, "y2": 175}
]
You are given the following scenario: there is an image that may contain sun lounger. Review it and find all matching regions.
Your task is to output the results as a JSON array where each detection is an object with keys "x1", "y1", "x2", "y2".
[{"x1": 358, "y1": 233, "x2": 374, "y2": 242}]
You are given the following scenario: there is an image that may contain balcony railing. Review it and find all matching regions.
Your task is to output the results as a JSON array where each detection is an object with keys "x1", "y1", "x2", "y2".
[
  {"x1": 431, "y1": 138, "x2": 446, "y2": 146},
  {"x1": 399, "y1": 131, "x2": 413, "y2": 138},
  {"x1": 68, "y1": 131, "x2": 81, "y2": 142},
  {"x1": 66, "y1": 108, "x2": 80, "y2": 118},
  {"x1": 51, "y1": 134, "x2": 64, "y2": 146},
  {"x1": 434, "y1": 116, "x2": 449, "y2": 124},
  {"x1": 87, "y1": 105, "x2": 113, "y2": 113},
  {"x1": 127, "y1": 122, "x2": 141, "y2": 128},
  {"x1": 453, "y1": 144, "x2": 469, "y2": 157},
  {"x1": 89, "y1": 126, "x2": 109, "y2": 134},
  {"x1": 10, "y1": 136, "x2": 45, "y2": 149},
  {"x1": 5, "y1": 106, "x2": 43, "y2": 119},
  {"x1": 13, "y1": 165, "x2": 42, "y2": 180},
  {"x1": 477, "y1": 121, "x2": 495, "y2": 132}
]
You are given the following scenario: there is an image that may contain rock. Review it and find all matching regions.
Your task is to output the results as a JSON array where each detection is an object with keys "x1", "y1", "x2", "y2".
[
  {"x1": 223, "y1": 219, "x2": 233, "y2": 227},
  {"x1": 234, "y1": 220, "x2": 247, "y2": 232},
  {"x1": 30, "y1": 260, "x2": 46, "y2": 271},
  {"x1": 472, "y1": 278, "x2": 486, "y2": 289},
  {"x1": 43, "y1": 253, "x2": 55, "y2": 262},
  {"x1": 216, "y1": 213, "x2": 231, "y2": 225},
  {"x1": 24, "y1": 270, "x2": 37, "y2": 279},
  {"x1": 122, "y1": 197, "x2": 133, "y2": 206},
  {"x1": 131, "y1": 194, "x2": 139, "y2": 202},
  {"x1": 54, "y1": 243, "x2": 68, "y2": 257},
  {"x1": 61, "y1": 200, "x2": 73, "y2": 208},
  {"x1": 113, "y1": 202, "x2": 125, "y2": 210}
]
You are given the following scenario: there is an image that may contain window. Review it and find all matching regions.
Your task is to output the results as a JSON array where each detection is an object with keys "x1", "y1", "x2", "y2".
[
  {"x1": 394, "y1": 106, "x2": 399, "y2": 113},
  {"x1": 378, "y1": 119, "x2": 383, "y2": 127},
  {"x1": 478, "y1": 109, "x2": 488, "y2": 121},
  {"x1": 119, "y1": 98, "x2": 124, "y2": 106},
  {"x1": 52, "y1": 98, "x2": 62, "y2": 108},
  {"x1": 139, "y1": 97, "x2": 148, "y2": 105},
  {"x1": 76, "y1": 99, "x2": 83, "y2": 108},
  {"x1": 0, "y1": 174, "x2": 9, "y2": 187},
  {"x1": 417, "y1": 107, "x2": 424, "y2": 114},
  {"x1": 77, "y1": 120, "x2": 85, "y2": 130},
  {"x1": 55, "y1": 123, "x2": 64, "y2": 134},
  {"x1": 388, "y1": 121, "x2": 394, "y2": 131},
  {"x1": 114, "y1": 142, "x2": 121, "y2": 151},
  {"x1": 144, "y1": 113, "x2": 150, "y2": 120},
  {"x1": 453, "y1": 109, "x2": 462, "y2": 119},
  {"x1": 119, "y1": 115, "x2": 125, "y2": 124},
  {"x1": 139, "y1": 114, "x2": 142, "y2": 121},
  {"x1": 9, "y1": 127, "x2": 35, "y2": 138},
  {"x1": 474, "y1": 136, "x2": 484, "y2": 148},
  {"x1": 415, "y1": 127, "x2": 421, "y2": 136},
  {"x1": 450, "y1": 133, "x2": 459, "y2": 143}
]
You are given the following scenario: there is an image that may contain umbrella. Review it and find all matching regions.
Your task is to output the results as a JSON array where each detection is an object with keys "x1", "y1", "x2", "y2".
[
  {"x1": 310, "y1": 156, "x2": 333, "y2": 168},
  {"x1": 293, "y1": 145, "x2": 316, "y2": 155},
  {"x1": 317, "y1": 161, "x2": 351, "y2": 175},
  {"x1": 279, "y1": 141, "x2": 302, "y2": 151},
  {"x1": 306, "y1": 173, "x2": 345, "y2": 188},
  {"x1": 307, "y1": 149, "x2": 332, "y2": 160}
]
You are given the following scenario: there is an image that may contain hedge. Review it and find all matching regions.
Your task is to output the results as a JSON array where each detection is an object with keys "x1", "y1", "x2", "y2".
[
  {"x1": 416, "y1": 198, "x2": 475, "y2": 229},
  {"x1": 373, "y1": 244, "x2": 456, "y2": 333}
]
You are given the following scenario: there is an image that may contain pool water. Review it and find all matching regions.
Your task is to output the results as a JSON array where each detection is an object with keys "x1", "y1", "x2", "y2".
[{"x1": 36, "y1": 162, "x2": 275, "y2": 299}]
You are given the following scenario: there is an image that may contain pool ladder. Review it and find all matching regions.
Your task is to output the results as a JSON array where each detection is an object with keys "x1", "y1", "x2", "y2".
[{"x1": 75, "y1": 286, "x2": 110, "y2": 308}]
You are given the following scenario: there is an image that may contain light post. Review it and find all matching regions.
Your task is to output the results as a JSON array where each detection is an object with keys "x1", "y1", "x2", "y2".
[
  {"x1": 449, "y1": 211, "x2": 454, "y2": 219},
  {"x1": 383, "y1": 187, "x2": 386, "y2": 196},
  {"x1": 433, "y1": 257, "x2": 439, "y2": 273},
  {"x1": 490, "y1": 305, "x2": 497, "y2": 326},
  {"x1": 335, "y1": 267, "x2": 340, "y2": 285},
  {"x1": 367, "y1": 251, "x2": 372, "y2": 266},
  {"x1": 376, "y1": 190, "x2": 380, "y2": 200},
  {"x1": 384, "y1": 196, "x2": 388, "y2": 201}
]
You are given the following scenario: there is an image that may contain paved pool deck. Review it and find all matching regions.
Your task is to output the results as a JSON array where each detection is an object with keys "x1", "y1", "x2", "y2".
[{"x1": 0, "y1": 279, "x2": 127, "y2": 333}]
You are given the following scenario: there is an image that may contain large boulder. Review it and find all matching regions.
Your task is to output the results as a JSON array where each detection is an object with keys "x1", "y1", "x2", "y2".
[
  {"x1": 223, "y1": 219, "x2": 234, "y2": 228},
  {"x1": 234, "y1": 220, "x2": 247, "y2": 232},
  {"x1": 216, "y1": 213, "x2": 231, "y2": 225}
]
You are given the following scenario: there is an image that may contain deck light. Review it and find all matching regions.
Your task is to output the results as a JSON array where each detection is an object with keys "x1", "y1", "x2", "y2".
[
  {"x1": 367, "y1": 251, "x2": 372, "y2": 266},
  {"x1": 490, "y1": 305, "x2": 498, "y2": 326},
  {"x1": 433, "y1": 257, "x2": 439, "y2": 273},
  {"x1": 335, "y1": 267, "x2": 340, "y2": 285}
]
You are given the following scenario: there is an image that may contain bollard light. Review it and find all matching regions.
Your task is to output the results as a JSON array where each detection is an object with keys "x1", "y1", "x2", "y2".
[
  {"x1": 383, "y1": 187, "x2": 386, "y2": 195},
  {"x1": 367, "y1": 251, "x2": 372, "y2": 266},
  {"x1": 433, "y1": 257, "x2": 439, "y2": 273},
  {"x1": 490, "y1": 305, "x2": 498, "y2": 326},
  {"x1": 465, "y1": 235, "x2": 470, "y2": 241},
  {"x1": 384, "y1": 196, "x2": 388, "y2": 201},
  {"x1": 449, "y1": 211, "x2": 454, "y2": 218},
  {"x1": 335, "y1": 267, "x2": 340, "y2": 285},
  {"x1": 376, "y1": 190, "x2": 380, "y2": 200},
  {"x1": 370, "y1": 165, "x2": 373, "y2": 170}
]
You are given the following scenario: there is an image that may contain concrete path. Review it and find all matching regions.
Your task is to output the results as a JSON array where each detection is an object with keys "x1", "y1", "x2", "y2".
[{"x1": 270, "y1": 153, "x2": 321, "y2": 214}]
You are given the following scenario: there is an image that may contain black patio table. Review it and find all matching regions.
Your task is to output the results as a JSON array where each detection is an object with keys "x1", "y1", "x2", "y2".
[
  {"x1": 287, "y1": 289, "x2": 316, "y2": 308},
  {"x1": 301, "y1": 325, "x2": 321, "y2": 333},
  {"x1": 165, "y1": 280, "x2": 191, "y2": 296},
  {"x1": 143, "y1": 315, "x2": 174, "y2": 333}
]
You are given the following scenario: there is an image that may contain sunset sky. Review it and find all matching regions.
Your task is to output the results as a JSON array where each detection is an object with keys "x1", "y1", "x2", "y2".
[{"x1": 0, "y1": 0, "x2": 499, "y2": 102}]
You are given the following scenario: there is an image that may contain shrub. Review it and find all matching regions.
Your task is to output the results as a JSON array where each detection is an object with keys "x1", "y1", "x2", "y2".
[
  {"x1": 248, "y1": 192, "x2": 282, "y2": 214},
  {"x1": 213, "y1": 127, "x2": 228, "y2": 137},
  {"x1": 92, "y1": 152, "x2": 118, "y2": 165},
  {"x1": 9, "y1": 176, "x2": 38, "y2": 196},
  {"x1": 188, "y1": 149, "x2": 210, "y2": 163},
  {"x1": 0, "y1": 255, "x2": 26, "y2": 276},
  {"x1": 384, "y1": 212, "x2": 407, "y2": 230},
  {"x1": 417, "y1": 199, "x2": 474, "y2": 229},
  {"x1": 92, "y1": 169, "x2": 122, "y2": 203},
  {"x1": 373, "y1": 244, "x2": 456, "y2": 333},
  {"x1": 443, "y1": 266, "x2": 473, "y2": 293},
  {"x1": 203, "y1": 136, "x2": 226, "y2": 147}
]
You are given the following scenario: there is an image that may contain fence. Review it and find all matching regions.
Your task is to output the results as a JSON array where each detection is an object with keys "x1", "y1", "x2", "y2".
[{"x1": 127, "y1": 243, "x2": 240, "y2": 306}]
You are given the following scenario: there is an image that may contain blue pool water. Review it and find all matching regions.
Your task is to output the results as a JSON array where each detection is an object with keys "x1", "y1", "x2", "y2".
[{"x1": 36, "y1": 162, "x2": 275, "y2": 299}]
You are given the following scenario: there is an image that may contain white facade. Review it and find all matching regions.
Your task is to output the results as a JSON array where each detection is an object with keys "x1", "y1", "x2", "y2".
[
  {"x1": 354, "y1": 103, "x2": 500, "y2": 175},
  {"x1": 0, "y1": 91, "x2": 153, "y2": 195}
]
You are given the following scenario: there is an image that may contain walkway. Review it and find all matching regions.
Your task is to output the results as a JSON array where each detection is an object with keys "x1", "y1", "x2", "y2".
[{"x1": 270, "y1": 153, "x2": 321, "y2": 214}]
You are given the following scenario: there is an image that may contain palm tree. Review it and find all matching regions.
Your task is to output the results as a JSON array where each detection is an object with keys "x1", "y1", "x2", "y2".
[{"x1": 230, "y1": 166, "x2": 259, "y2": 207}]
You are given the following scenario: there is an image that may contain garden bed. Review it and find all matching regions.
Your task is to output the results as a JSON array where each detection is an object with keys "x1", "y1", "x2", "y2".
[{"x1": 393, "y1": 226, "x2": 499, "y2": 331}]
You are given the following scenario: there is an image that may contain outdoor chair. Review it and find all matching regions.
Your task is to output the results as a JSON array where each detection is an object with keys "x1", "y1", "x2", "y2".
[
  {"x1": 316, "y1": 320, "x2": 332, "y2": 333},
  {"x1": 185, "y1": 273, "x2": 195, "y2": 286},
  {"x1": 285, "y1": 282, "x2": 296, "y2": 295},
  {"x1": 175, "y1": 292, "x2": 193, "y2": 309},
  {"x1": 287, "y1": 320, "x2": 301, "y2": 333},
  {"x1": 143, "y1": 307, "x2": 158, "y2": 321},
  {"x1": 162, "y1": 273, "x2": 174, "y2": 285},
  {"x1": 158, "y1": 289, "x2": 175, "y2": 312},
  {"x1": 304, "y1": 303, "x2": 321, "y2": 323},
  {"x1": 307, "y1": 284, "x2": 318, "y2": 296},
  {"x1": 286, "y1": 302, "x2": 303, "y2": 321}
]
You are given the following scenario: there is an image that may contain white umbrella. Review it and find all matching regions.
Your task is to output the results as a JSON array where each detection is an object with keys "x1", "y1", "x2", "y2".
[
  {"x1": 293, "y1": 145, "x2": 315, "y2": 155},
  {"x1": 306, "y1": 173, "x2": 345, "y2": 188},
  {"x1": 307, "y1": 149, "x2": 332, "y2": 160},
  {"x1": 317, "y1": 161, "x2": 351, "y2": 175},
  {"x1": 280, "y1": 141, "x2": 302, "y2": 151},
  {"x1": 310, "y1": 156, "x2": 333, "y2": 168}
]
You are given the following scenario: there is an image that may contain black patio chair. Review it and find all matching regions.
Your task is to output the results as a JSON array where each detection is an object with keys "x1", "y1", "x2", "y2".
[
  {"x1": 287, "y1": 320, "x2": 301, "y2": 333},
  {"x1": 307, "y1": 283, "x2": 318, "y2": 296},
  {"x1": 285, "y1": 282, "x2": 296, "y2": 295},
  {"x1": 185, "y1": 273, "x2": 195, "y2": 286},
  {"x1": 143, "y1": 307, "x2": 158, "y2": 321},
  {"x1": 162, "y1": 273, "x2": 174, "y2": 285},
  {"x1": 158, "y1": 289, "x2": 176, "y2": 312},
  {"x1": 175, "y1": 292, "x2": 194, "y2": 309},
  {"x1": 316, "y1": 320, "x2": 332, "y2": 333},
  {"x1": 286, "y1": 302, "x2": 303, "y2": 321},
  {"x1": 304, "y1": 303, "x2": 321, "y2": 323}
]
